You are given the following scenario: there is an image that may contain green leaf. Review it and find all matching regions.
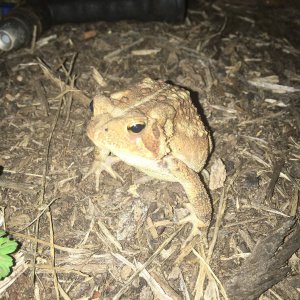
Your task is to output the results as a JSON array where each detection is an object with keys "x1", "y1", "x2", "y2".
[
  {"x1": 0, "y1": 254, "x2": 13, "y2": 279},
  {"x1": 0, "y1": 234, "x2": 19, "y2": 280},
  {"x1": 0, "y1": 254, "x2": 13, "y2": 267},
  {"x1": 0, "y1": 237, "x2": 18, "y2": 255},
  {"x1": 0, "y1": 231, "x2": 7, "y2": 238}
]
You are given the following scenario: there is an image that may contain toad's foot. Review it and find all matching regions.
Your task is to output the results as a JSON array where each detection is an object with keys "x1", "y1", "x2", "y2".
[
  {"x1": 83, "y1": 156, "x2": 123, "y2": 191},
  {"x1": 179, "y1": 203, "x2": 209, "y2": 247}
]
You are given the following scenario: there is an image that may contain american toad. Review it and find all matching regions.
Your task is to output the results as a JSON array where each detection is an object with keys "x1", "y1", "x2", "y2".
[{"x1": 86, "y1": 78, "x2": 212, "y2": 241}]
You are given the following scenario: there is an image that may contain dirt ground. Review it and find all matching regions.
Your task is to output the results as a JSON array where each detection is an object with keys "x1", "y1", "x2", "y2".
[{"x1": 0, "y1": 0, "x2": 299, "y2": 299}]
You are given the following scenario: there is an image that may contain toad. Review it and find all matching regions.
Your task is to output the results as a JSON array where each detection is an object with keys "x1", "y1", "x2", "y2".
[{"x1": 86, "y1": 78, "x2": 212, "y2": 241}]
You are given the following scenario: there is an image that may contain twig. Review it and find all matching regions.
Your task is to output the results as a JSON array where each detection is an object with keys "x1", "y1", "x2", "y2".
[
  {"x1": 32, "y1": 85, "x2": 64, "y2": 285},
  {"x1": 91, "y1": 67, "x2": 107, "y2": 87},
  {"x1": 3, "y1": 169, "x2": 50, "y2": 179},
  {"x1": 47, "y1": 211, "x2": 72, "y2": 300},
  {"x1": 36, "y1": 34, "x2": 57, "y2": 48},
  {"x1": 97, "y1": 220, "x2": 123, "y2": 251},
  {"x1": 239, "y1": 111, "x2": 283, "y2": 126},
  {"x1": 197, "y1": 15, "x2": 227, "y2": 52},
  {"x1": 104, "y1": 37, "x2": 144, "y2": 61},
  {"x1": 30, "y1": 264, "x2": 89, "y2": 277},
  {"x1": 34, "y1": 80, "x2": 50, "y2": 116},
  {"x1": 193, "y1": 249, "x2": 229, "y2": 300},
  {"x1": 113, "y1": 225, "x2": 184, "y2": 300},
  {"x1": 245, "y1": 204, "x2": 290, "y2": 217},
  {"x1": 30, "y1": 25, "x2": 37, "y2": 53},
  {"x1": 18, "y1": 197, "x2": 59, "y2": 231},
  {"x1": 37, "y1": 58, "x2": 90, "y2": 107},
  {"x1": 195, "y1": 172, "x2": 239, "y2": 299},
  {"x1": 238, "y1": 229, "x2": 256, "y2": 252},
  {"x1": 0, "y1": 178, "x2": 37, "y2": 195},
  {"x1": 11, "y1": 231, "x2": 96, "y2": 254},
  {"x1": 209, "y1": 172, "x2": 240, "y2": 263},
  {"x1": 223, "y1": 216, "x2": 268, "y2": 228},
  {"x1": 79, "y1": 217, "x2": 95, "y2": 246},
  {"x1": 47, "y1": 211, "x2": 60, "y2": 300},
  {"x1": 113, "y1": 253, "x2": 174, "y2": 300},
  {"x1": 248, "y1": 79, "x2": 300, "y2": 93},
  {"x1": 264, "y1": 158, "x2": 285, "y2": 204},
  {"x1": 64, "y1": 75, "x2": 76, "y2": 125},
  {"x1": 60, "y1": 53, "x2": 78, "y2": 125},
  {"x1": 150, "y1": 270, "x2": 181, "y2": 300}
]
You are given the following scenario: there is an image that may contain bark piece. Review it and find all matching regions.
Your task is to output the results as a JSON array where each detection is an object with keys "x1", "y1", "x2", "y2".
[{"x1": 225, "y1": 218, "x2": 300, "y2": 300}]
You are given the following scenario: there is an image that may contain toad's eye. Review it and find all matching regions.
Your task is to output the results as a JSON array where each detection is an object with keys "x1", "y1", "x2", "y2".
[{"x1": 127, "y1": 123, "x2": 146, "y2": 133}]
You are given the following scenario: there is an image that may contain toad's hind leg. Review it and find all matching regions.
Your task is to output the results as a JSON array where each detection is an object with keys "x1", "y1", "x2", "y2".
[{"x1": 165, "y1": 157, "x2": 212, "y2": 243}]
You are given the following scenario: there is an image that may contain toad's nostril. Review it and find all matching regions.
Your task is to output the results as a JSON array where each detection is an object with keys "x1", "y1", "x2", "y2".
[{"x1": 104, "y1": 128, "x2": 108, "y2": 132}]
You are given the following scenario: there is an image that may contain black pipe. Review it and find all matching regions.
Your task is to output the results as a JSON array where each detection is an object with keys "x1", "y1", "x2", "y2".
[
  {"x1": 46, "y1": 0, "x2": 186, "y2": 23},
  {"x1": 0, "y1": 0, "x2": 186, "y2": 51}
]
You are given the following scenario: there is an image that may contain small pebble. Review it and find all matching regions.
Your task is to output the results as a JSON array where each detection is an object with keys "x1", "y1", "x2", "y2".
[{"x1": 16, "y1": 75, "x2": 23, "y2": 82}]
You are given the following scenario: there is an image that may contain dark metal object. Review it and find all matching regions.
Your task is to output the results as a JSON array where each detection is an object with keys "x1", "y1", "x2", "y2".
[
  {"x1": 0, "y1": 5, "x2": 51, "y2": 51},
  {"x1": 0, "y1": 0, "x2": 186, "y2": 51}
]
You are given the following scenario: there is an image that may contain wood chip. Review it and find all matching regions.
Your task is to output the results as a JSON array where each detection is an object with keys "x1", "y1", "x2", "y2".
[
  {"x1": 209, "y1": 158, "x2": 227, "y2": 190},
  {"x1": 131, "y1": 49, "x2": 161, "y2": 56},
  {"x1": 83, "y1": 30, "x2": 97, "y2": 40}
]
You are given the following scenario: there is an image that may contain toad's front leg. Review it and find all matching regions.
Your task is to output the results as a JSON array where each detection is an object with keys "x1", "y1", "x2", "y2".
[
  {"x1": 83, "y1": 147, "x2": 123, "y2": 191},
  {"x1": 166, "y1": 157, "x2": 212, "y2": 244}
]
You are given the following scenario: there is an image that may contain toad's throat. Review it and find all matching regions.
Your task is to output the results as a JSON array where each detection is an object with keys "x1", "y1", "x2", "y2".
[{"x1": 111, "y1": 150, "x2": 176, "y2": 182}]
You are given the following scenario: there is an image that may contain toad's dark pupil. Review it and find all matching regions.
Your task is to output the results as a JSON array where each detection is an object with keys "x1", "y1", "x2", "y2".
[{"x1": 128, "y1": 123, "x2": 146, "y2": 133}]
